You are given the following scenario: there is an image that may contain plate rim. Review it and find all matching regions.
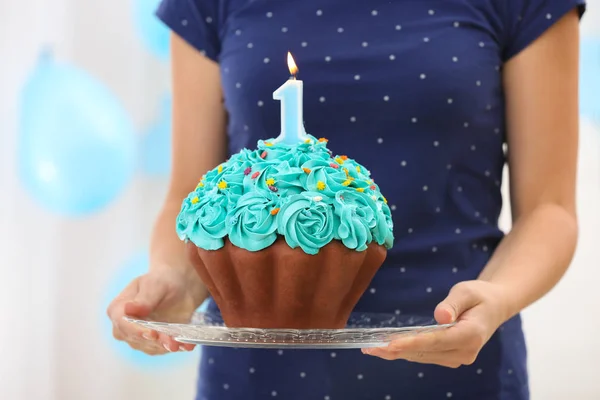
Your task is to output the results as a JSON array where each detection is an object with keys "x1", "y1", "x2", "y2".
[
  {"x1": 173, "y1": 337, "x2": 397, "y2": 349},
  {"x1": 123, "y1": 312, "x2": 455, "y2": 349},
  {"x1": 123, "y1": 311, "x2": 455, "y2": 334}
]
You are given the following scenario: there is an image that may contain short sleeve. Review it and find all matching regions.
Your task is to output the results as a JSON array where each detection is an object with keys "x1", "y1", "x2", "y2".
[
  {"x1": 156, "y1": 0, "x2": 221, "y2": 62},
  {"x1": 502, "y1": 0, "x2": 586, "y2": 61}
]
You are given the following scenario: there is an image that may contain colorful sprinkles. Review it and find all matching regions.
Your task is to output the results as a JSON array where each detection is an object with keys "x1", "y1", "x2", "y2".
[{"x1": 178, "y1": 136, "x2": 394, "y2": 257}]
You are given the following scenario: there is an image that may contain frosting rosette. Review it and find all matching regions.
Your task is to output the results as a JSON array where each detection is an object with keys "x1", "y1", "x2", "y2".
[
  {"x1": 276, "y1": 191, "x2": 337, "y2": 255},
  {"x1": 176, "y1": 134, "x2": 394, "y2": 254},
  {"x1": 271, "y1": 163, "x2": 305, "y2": 195},
  {"x1": 242, "y1": 161, "x2": 281, "y2": 193},
  {"x1": 332, "y1": 190, "x2": 390, "y2": 250},
  {"x1": 177, "y1": 188, "x2": 228, "y2": 250},
  {"x1": 332, "y1": 190, "x2": 376, "y2": 251},
  {"x1": 301, "y1": 158, "x2": 356, "y2": 196},
  {"x1": 226, "y1": 190, "x2": 280, "y2": 251},
  {"x1": 339, "y1": 157, "x2": 372, "y2": 179}
]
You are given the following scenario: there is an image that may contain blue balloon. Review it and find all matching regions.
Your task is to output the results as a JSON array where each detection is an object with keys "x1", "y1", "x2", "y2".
[
  {"x1": 133, "y1": 0, "x2": 170, "y2": 59},
  {"x1": 141, "y1": 95, "x2": 172, "y2": 176},
  {"x1": 580, "y1": 38, "x2": 600, "y2": 122},
  {"x1": 18, "y1": 54, "x2": 137, "y2": 216},
  {"x1": 102, "y1": 251, "x2": 199, "y2": 369}
]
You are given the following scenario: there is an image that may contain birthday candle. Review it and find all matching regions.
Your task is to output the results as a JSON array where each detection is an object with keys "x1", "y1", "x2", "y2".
[{"x1": 272, "y1": 52, "x2": 310, "y2": 145}]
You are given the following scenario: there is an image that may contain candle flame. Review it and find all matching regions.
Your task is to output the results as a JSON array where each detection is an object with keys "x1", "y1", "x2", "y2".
[{"x1": 287, "y1": 52, "x2": 298, "y2": 77}]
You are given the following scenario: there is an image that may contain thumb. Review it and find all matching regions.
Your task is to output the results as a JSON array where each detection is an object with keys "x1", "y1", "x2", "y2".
[
  {"x1": 434, "y1": 282, "x2": 481, "y2": 325},
  {"x1": 124, "y1": 277, "x2": 165, "y2": 318}
]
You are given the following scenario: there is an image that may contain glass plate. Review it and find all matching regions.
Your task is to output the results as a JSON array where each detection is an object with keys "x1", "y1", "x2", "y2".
[{"x1": 125, "y1": 310, "x2": 454, "y2": 349}]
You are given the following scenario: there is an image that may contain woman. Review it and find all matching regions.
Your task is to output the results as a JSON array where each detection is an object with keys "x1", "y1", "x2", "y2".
[{"x1": 108, "y1": 0, "x2": 585, "y2": 398}]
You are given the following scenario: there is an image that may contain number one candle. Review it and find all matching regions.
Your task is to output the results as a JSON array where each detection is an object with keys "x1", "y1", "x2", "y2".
[{"x1": 272, "y1": 52, "x2": 310, "y2": 144}]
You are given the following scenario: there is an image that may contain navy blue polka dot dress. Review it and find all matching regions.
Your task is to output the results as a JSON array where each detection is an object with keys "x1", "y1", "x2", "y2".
[{"x1": 157, "y1": 1, "x2": 585, "y2": 399}]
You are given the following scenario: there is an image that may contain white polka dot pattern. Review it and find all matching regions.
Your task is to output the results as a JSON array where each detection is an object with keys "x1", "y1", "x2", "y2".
[{"x1": 156, "y1": 0, "x2": 561, "y2": 396}]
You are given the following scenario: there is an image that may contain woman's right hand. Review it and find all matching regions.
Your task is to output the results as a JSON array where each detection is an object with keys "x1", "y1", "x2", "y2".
[
  {"x1": 108, "y1": 32, "x2": 226, "y2": 356},
  {"x1": 107, "y1": 265, "x2": 205, "y2": 354}
]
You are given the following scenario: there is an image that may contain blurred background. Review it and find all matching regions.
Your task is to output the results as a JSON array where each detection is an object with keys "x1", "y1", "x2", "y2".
[{"x1": 1, "y1": 1, "x2": 599, "y2": 399}]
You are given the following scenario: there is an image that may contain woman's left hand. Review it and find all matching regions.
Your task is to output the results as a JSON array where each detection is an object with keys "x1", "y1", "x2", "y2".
[{"x1": 362, "y1": 280, "x2": 512, "y2": 368}]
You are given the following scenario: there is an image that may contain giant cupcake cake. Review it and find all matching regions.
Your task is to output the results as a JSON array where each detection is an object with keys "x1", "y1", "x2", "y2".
[
  {"x1": 176, "y1": 52, "x2": 392, "y2": 329},
  {"x1": 176, "y1": 135, "x2": 394, "y2": 329}
]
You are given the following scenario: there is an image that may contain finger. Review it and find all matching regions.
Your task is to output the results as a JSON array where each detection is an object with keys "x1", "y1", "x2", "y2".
[
  {"x1": 112, "y1": 310, "x2": 158, "y2": 345},
  {"x1": 363, "y1": 347, "x2": 462, "y2": 367},
  {"x1": 112, "y1": 325, "x2": 125, "y2": 341},
  {"x1": 108, "y1": 278, "x2": 149, "y2": 338},
  {"x1": 386, "y1": 323, "x2": 474, "y2": 352},
  {"x1": 115, "y1": 314, "x2": 158, "y2": 343},
  {"x1": 139, "y1": 329, "x2": 159, "y2": 341},
  {"x1": 179, "y1": 342, "x2": 196, "y2": 352},
  {"x1": 434, "y1": 281, "x2": 481, "y2": 324},
  {"x1": 116, "y1": 324, "x2": 169, "y2": 354},
  {"x1": 159, "y1": 333, "x2": 179, "y2": 352},
  {"x1": 127, "y1": 337, "x2": 169, "y2": 355},
  {"x1": 158, "y1": 333, "x2": 193, "y2": 352},
  {"x1": 124, "y1": 278, "x2": 167, "y2": 319},
  {"x1": 107, "y1": 279, "x2": 140, "y2": 320},
  {"x1": 171, "y1": 336, "x2": 195, "y2": 352}
]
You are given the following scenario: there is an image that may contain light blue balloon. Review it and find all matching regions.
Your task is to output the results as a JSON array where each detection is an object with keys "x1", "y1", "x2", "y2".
[
  {"x1": 580, "y1": 38, "x2": 600, "y2": 122},
  {"x1": 18, "y1": 54, "x2": 137, "y2": 216},
  {"x1": 141, "y1": 95, "x2": 172, "y2": 176},
  {"x1": 133, "y1": 0, "x2": 170, "y2": 59},
  {"x1": 102, "y1": 251, "x2": 200, "y2": 369}
]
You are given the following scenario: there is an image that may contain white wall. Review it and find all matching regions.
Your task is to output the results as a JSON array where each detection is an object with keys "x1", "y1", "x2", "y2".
[
  {"x1": 1, "y1": 1, "x2": 599, "y2": 399},
  {"x1": 500, "y1": 121, "x2": 600, "y2": 400}
]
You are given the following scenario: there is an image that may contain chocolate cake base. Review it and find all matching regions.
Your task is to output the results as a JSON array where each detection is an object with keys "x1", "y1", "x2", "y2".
[{"x1": 185, "y1": 238, "x2": 387, "y2": 329}]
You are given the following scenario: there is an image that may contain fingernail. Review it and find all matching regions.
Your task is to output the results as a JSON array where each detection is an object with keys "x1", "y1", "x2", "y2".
[
  {"x1": 362, "y1": 348, "x2": 371, "y2": 355},
  {"x1": 179, "y1": 345, "x2": 189, "y2": 352},
  {"x1": 163, "y1": 343, "x2": 173, "y2": 352},
  {"x1": 447, "y1": 307, "x2": 457, "y2": 322},
  {"x1": 142, "y1": 333, "x2": 152, "y2": 340}
]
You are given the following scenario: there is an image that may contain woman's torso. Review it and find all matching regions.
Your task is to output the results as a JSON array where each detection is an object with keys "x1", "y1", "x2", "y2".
[{"x1": 216, "y1": 0, "x2": 507, "y2": 313}]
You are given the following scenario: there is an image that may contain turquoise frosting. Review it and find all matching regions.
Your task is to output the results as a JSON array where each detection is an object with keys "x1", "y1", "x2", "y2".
[
  {"x1": 277, "y1": 191, "x2": 336, "y2": 254},
  {"x1": 176, "y1": 135, "x2": 394, "y2": 254}
]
